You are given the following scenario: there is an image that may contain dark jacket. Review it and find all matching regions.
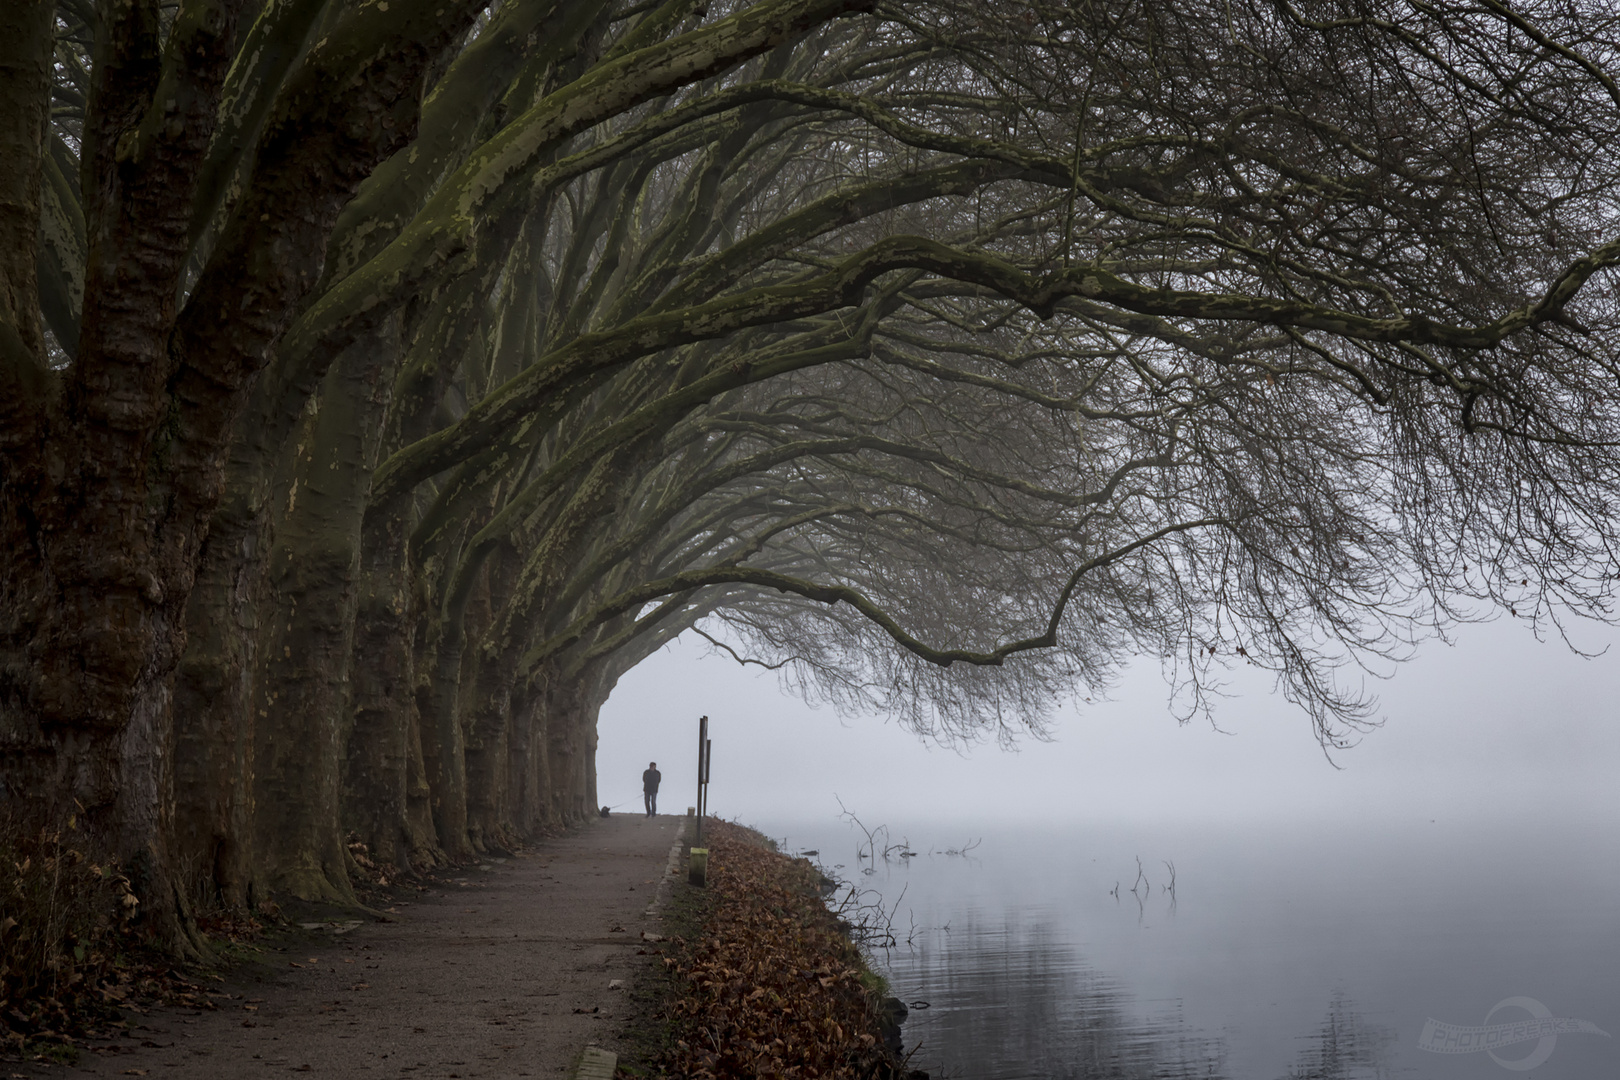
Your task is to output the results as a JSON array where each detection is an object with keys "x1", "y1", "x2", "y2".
[{"x1": 642, "y1": 767, "x2": 661, "y2": 792}]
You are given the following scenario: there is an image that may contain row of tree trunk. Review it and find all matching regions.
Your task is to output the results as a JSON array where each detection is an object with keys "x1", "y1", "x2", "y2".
[
  {"x1": 164, "y1": 332, "x2": 641, "y2": 913},
  {"x1": 7, "y1": 0, "x2": 1620, "y2": 956}
]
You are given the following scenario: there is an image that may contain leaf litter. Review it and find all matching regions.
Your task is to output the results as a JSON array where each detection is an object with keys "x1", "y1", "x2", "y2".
[{"x1": 630, "y1": 819, "x2": 924, "y2": 1079}]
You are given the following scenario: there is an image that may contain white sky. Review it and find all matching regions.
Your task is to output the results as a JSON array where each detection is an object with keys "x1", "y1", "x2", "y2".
[{"x1": 597, "y1": 615, "x2": 1618, "y2": 833}]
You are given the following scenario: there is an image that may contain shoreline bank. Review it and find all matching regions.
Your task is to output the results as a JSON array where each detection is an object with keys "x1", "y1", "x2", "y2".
[{"x1": 615, "y1": 817, "x2": 925, "y2": 1079}]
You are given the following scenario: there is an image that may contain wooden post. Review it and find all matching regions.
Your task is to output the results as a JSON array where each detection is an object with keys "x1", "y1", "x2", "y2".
[
  {"x1": 694, "y1": 715, "x2": 708, "y2": 847},
  {"x1": 701, "y1": 737, "x2": 711, "y2": 821},
  {"x1": 688, "y1": 847, "x2": 708, "y2": 886}
]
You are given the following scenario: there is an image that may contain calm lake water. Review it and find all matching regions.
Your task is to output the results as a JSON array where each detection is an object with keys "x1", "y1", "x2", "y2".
[{"x1": 758, "y1": 814, "x2": 1619, "y2": 1079}]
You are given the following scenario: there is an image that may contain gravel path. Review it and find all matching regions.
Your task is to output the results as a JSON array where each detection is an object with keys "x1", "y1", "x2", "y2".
[{"x1": 58, "y1": 813, "x2": 684, "y2": 1080}]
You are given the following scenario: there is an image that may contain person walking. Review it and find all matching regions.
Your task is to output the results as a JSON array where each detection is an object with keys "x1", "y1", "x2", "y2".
[{"x1": 642, "y1": 761, "x2": 662, "y2": 817}]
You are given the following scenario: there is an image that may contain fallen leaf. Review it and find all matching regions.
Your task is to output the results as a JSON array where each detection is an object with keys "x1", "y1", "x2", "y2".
[{"x1": 652, "y1": 821, "x2": 898, "y2": 1078}]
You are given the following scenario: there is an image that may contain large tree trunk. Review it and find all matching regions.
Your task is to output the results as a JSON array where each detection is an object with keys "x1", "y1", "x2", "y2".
[
  {"x1": 458, "y1": 454, "x2": 626, "y2": 845},
  {"x1": 4, "y1": 0, "x2": 481, "y2": 947},
  {"x1": 545, "y1": 688, "x2": 582, "y2": 827},
  {"x1": 0, "y1": 0, "x2": 56, "y2": 811},
  {"x1": 250, "y1": 329, "x2": 396, "y2": 902},
  {"x1": 422, "y1": 589, "x2": 473, "y2": 860},
  {"x1": 459, "y1": 541, "x2": 520, "y2": 854},
  {"x1": 0, "y1": 0, "x2": 244, "y2": 956},
  {"x1": 170, "y1": 481, "x2": 270, "y2": 909},
  {"x1": 582, "y1": 663, "x2": 608, "y2": 818},
  {"x1": 505, "y1": 663, "x2": 567, "y2": 833},
  {"x1": 340, "y1": 262, "x2": 488, "y2": 872},
  {"x1": 342, "y1": 495, "x2": 417, "y2": 873},
  {"x1": 402, "y1": 691, "x2": 444, "y2": 868},
  {"x1": 405, "y1": 604, "x2": 454, "y2": 865},
  {"x1": 0, "y1": 0, "x2": 49, "y2": 375}
]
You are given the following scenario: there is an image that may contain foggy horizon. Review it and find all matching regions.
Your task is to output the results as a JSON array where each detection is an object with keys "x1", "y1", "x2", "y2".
[{"x1": 599, "y1": 616, "x2": 1618, "y2": 832}]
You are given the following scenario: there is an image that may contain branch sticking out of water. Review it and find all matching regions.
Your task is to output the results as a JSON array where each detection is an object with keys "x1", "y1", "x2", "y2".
[
  {"x1": 833, "y1": 794, "x2": 885, "y2": 873},
  {"x1": 830, "y1": 879, "x2": 908, "y2": 948}
]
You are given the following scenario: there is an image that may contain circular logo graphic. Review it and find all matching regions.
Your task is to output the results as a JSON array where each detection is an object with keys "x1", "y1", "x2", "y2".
[{"x1": 1485, "y1": 997, "x2": 1557, "y2": 1072}]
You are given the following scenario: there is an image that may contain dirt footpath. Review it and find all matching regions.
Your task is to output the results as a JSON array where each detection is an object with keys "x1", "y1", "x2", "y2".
[{"x1": 60, "y1": 814, "x2": 684, "y2": 1080}]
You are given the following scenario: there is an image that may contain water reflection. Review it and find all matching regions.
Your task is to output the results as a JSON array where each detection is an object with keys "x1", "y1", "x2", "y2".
[
  {"x1": 1278, "y1": 993, "x2": 1399, "y2": 1080},
  {"x1": 885, "y1": 915, "x2": 1227, "y2": 1079},
  {"x1": 784, "y1": 816, "x2": 1620, "y2": 1079},
  {"x1": 885, "y1": 917, "x2": 1401, "y2": 1080}
]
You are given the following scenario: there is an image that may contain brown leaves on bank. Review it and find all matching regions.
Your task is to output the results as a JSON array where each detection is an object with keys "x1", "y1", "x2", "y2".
[
  {"x1": 1, "y1": 820, "x2": 223, "y2": 1063},
  {"x1": 1, "y1": 820, "x2": 141, "y2": 1057},
  {"x1": 653, "y1": 820, "x2": 915, "y2": 1080}
]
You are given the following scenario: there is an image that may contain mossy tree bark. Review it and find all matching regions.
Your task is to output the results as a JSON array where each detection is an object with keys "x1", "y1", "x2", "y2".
[
  {"x1": 251, "y1": 327, "x2": 397, "y2": 902},
  {"x1": 171, "y1": 481, "x2": 269, "y2": 909},
  {"x1": 342, "y1": 488, "x2": 419, "y2": 873},
  {"x1": 2, "y1": 0, "x2": 487, "y2": 943}
]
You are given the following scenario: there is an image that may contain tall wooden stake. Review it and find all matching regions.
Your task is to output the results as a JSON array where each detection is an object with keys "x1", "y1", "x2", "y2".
[{"x1": 694, "y1": 714, "x2": 708, "y2": 847}]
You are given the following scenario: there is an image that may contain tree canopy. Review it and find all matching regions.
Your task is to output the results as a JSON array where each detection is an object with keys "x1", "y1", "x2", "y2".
[{"x1": 3, "y1": 0, "x2": 1620, "y2": 946}]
